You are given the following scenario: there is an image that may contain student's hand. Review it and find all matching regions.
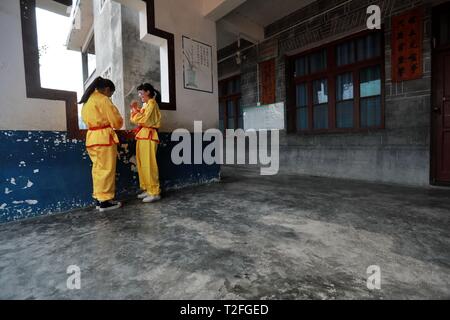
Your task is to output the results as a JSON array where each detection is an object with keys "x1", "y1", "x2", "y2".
[{"x1": 130, "y1": 101, "x2": 139, "y2": 114}]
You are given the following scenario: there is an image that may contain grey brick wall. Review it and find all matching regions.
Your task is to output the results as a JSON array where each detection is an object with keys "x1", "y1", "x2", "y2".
[{"x1": 218, "y1": 0, "x2": 434, "y2": 186}]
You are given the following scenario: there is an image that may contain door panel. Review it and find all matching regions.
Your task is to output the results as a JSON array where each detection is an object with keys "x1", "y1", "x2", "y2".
[{"x1": 433, "y1": 51, "x2": 450, "y2": 182}]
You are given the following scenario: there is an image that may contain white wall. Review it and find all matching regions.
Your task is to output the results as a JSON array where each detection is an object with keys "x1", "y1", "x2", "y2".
[
  {"x1": 154, "y1": 0, "x2": 219, "y2": 132},
  {"x1": 0, "y1": 0, "x2": 220, "y2": 132},
  {"x1": 0, "y1": 0, "x2": 66, "y2": 131}
]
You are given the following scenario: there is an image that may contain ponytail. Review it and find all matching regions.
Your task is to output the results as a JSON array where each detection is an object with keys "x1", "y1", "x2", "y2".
[{"x1": 153, "y1": 88, "x2": 162, "y2": 105}]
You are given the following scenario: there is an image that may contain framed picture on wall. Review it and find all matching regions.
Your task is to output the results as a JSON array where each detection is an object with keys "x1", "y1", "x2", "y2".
[{"x1": 182, "y1": 36, "x2": 213, "y2": 93}]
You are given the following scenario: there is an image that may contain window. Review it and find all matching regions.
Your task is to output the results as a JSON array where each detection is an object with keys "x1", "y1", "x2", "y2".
[
  {"x1": 219, "y1": 76, "x2": 242, "y2": 132},
  {"x1": 360, "y1": 65, "x2": 382, "y2": 127},
  {"x1": 290, "y1": 31, "x2": 384, "y2": 133},
  {"x1": 296, "y1": 83, "x2": 308, "y2": 130},
  {"x1": 313, "y1": 78, "x2": 328, "y2": 129},
  {"x1": 336, "y1": 73, "x2": 354, "y2": 128},
  {"x1": 82, "y1": 34, "x2": 96, "y2": 84}
]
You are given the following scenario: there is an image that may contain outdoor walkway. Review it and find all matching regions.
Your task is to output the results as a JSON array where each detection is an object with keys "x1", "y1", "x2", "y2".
[{"x1": 0, "y1": 166, "x2": 449, "y2": 299}]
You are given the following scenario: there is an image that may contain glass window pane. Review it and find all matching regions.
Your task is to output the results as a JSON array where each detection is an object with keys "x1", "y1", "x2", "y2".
[
  {"x1": 296, "y1": 83, "x2": 308, "y2": 107},
  {"x1": 227, "y1": 101, "x2": 235, "y2": 129},
  {"x1": 238, "y1": 100, "x2": 243, "y2": 116},
  {"x1": 227, "y1": 118, "x2": 235, "y2": 129},
  {"x1": 237, "y1": 100, "x2": 243, "y2": 129},
  {"x1": 360, "y1": 65, "x2": 381, "y2": 97},
  {"x1": 227, "y1": 101, "x2": 235, "y2": 116},
  {"x1": 313, "y1": 104, "x2": 328, "y2": 129},
  {"x1": 361, "y1": 96, "x2": 381, "y2": 127},
  {"x1": 220, "y1": 82, "x2": 227, "y2": 97},
  {"x1": 235, "y1": 78, "x2": 241, "y2": 94},
  {"x1": 310, "y1": 49, "x2": 327, "y2": 73},
  {"x1": 87, "y1": 54, "x2": 96, "y2": 78},
  {"x1": 297, "y1": 106, "x2": 308, "y2": 130},
  {"x1": 219, "y1": 102, "x2": 225, "y2": 120},
  {"x1": 357, "y1": 33, "x2": 382, "y2": 61},
  {"x1": 336, "y1": 73, "x2": 353, "y2": 101},
  {"x1": 313, "y1": 79, "x2": 328, "y2": 104},
  {"x1": 336, "y1": 41, "x2": 355, "y2": 66},
  {"x1": 336, "y1": 101, "x2": 354, "y2": 128},
  {"x1": 295, "y1": 56, "x2": 308, "y2": 77},
  {"x1": 86, "y1": 35, "x2": 96, "y2": 78},
  {"x1": 227, "y1": 80, "x2": 234, "y2": 95}
]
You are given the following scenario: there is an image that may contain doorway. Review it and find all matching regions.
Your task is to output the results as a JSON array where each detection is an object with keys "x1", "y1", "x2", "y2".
[{"x1": 431, "y1": 2, "x2": 450, "y2": 185}]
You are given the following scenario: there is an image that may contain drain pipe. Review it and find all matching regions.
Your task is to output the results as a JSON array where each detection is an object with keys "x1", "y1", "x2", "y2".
[{"x1": 256, "y1": 41, "x2": 260, "y2": 106}]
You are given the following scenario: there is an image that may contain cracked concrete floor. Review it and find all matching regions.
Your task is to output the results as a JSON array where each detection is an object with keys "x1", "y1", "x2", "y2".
[{"x1": 0, "y1": 166, "x2": 449, "y2": 299}]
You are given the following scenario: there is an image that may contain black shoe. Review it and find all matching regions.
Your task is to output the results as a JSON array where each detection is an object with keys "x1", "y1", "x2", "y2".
[
  {"x1": 99, "y1": 200, "x2": 122, "y2": 212},
  {"x1": 95, "y1": 200, "x2": 100, "y2": 210}
]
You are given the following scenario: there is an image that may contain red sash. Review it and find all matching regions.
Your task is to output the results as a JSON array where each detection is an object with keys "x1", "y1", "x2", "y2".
[
  {"x1": 89, "y1": 125, "x2": 111, "y2": 131},
  {"x1": 133, "y1": 126, "x2": 160, "y2": 143}
]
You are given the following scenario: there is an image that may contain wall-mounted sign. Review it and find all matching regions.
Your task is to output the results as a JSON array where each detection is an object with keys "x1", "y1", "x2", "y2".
[
  {"x1": 260, "y1": 59, "x2": 276, "y2": 105},
  {"x1": 243, "y1": 102, "x2": 285, "y2": 131},
  {"x1": 182, "y1": 36, "x2": 213, "y2": 93},
  {"x1": 391, "y1": 8, "x2": 424, "y2": 82}
]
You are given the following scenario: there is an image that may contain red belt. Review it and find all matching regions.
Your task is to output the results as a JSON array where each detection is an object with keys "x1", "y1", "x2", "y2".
[
  {"x1": 89, "y1": 125, "x2": 111, "y2": 131},
  {"x1": 134, "y1": 126, "x2": 159, "y2": 143},
  {"x1": 133, "y1": 125, "x2": 158, "y2": 133}
]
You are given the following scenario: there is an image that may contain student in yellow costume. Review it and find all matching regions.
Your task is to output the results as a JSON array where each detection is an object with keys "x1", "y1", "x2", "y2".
[
  {"x1": 130, "y1": 83, "x2": 162, "y2": 203},
  {"x1": 80, "y1": 77, "x2": 124, "y2": 212}
]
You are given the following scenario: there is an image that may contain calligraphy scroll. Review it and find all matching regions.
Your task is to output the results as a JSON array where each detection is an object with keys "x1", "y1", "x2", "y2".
[
  {"x1": 182, "y1": 36, "x2": 213, "y2": 93},
  {"x1": 391, "y1": 8, "x2": 424, "y2": 82}
]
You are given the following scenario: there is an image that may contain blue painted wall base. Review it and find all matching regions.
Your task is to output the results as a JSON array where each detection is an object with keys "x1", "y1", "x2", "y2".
[{"x1": 0, "y1": 131, "x2": 220, "y2": 224}]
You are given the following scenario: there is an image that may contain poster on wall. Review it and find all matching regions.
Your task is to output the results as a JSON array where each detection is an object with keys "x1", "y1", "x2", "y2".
[
  {"x1": 391, "y1": 7, "x2": 424, "y2": 82},
  {"x1": 243, "y1": 102, "x2": 285, "y2": 131},
  {"x1": 182, "y1": 36, "x2": 213, "y2": 93}
]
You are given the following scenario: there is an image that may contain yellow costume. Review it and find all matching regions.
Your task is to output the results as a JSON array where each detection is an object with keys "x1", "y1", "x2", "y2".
[
  {"x1": 81, "y1": 90, "x2": 123, "y2": 202},
  {"x1": 130, "y1": 98, "x2": 161, "y2": 196}
]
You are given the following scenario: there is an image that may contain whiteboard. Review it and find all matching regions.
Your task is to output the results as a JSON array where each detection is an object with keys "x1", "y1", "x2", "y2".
[{"x1": 243, "y1": 102, "x2": 285, "y2": 131}]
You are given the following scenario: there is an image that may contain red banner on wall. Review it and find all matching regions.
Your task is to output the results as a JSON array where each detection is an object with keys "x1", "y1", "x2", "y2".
[
  {"x1": 259, "y1": 59, "x2": 276, "y2": 105},
  {"x1": 391, "y1": 8, "x2": 424, "y2": 82}
]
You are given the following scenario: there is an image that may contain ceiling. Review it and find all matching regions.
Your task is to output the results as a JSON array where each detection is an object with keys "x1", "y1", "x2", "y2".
[
  {"x1": 217, "y1": 0, "x2": 316, "y2": 50},
  {"x1": 227, "y1": 0, "x2": 315, "y2": 28}
]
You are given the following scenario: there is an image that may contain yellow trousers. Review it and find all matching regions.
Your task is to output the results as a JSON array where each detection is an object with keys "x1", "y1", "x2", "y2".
[
  {"x1": 87, "y1": 145, "x2": 117, "y2": 201},
  {"x1": 136, "y1": 140, "x2": 160, "y2": 196}
]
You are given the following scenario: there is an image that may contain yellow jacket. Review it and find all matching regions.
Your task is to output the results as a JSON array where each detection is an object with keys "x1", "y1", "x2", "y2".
[
  {"x1": 130, "y1": 98, "x2": 161, "y2": 142},
  {"x1": 81, "y1": 90, "x2": 124, "y2": 147}
]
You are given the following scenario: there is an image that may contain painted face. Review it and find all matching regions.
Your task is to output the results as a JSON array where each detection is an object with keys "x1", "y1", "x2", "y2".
[{"x1": 138, "y1": 90, "x2": 151, "y2": 103}]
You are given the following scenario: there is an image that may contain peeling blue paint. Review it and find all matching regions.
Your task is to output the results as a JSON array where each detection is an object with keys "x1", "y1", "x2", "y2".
[{"x1": 0, "y1": 131, "x2": 220, "y2": 224}]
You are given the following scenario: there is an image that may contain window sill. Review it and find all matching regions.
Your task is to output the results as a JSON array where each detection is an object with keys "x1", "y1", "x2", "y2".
[{"x1": 291, "y1": 127, "x2": 385, "y2": 136}]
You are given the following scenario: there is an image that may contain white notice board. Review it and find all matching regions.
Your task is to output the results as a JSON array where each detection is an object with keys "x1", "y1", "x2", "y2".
[{"x1": 243, "y1": 102, "x2": 285, "y2": 131}]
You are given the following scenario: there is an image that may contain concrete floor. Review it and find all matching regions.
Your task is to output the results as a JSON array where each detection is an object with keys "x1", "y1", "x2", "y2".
[{"x1": 0, "y1": 166, "x2": 449, "y2": 299}]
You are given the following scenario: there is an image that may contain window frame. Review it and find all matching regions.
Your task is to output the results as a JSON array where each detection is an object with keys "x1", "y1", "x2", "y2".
[
  {"x1": 219, "y1": 75, "x2": 242, "y2": 131},
  {"x1": 82, "y1": 31, "x2": 96, "y2": 85},
  {"x1": 287, "y1": 29, "x2": 385, "y2": 135}
]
